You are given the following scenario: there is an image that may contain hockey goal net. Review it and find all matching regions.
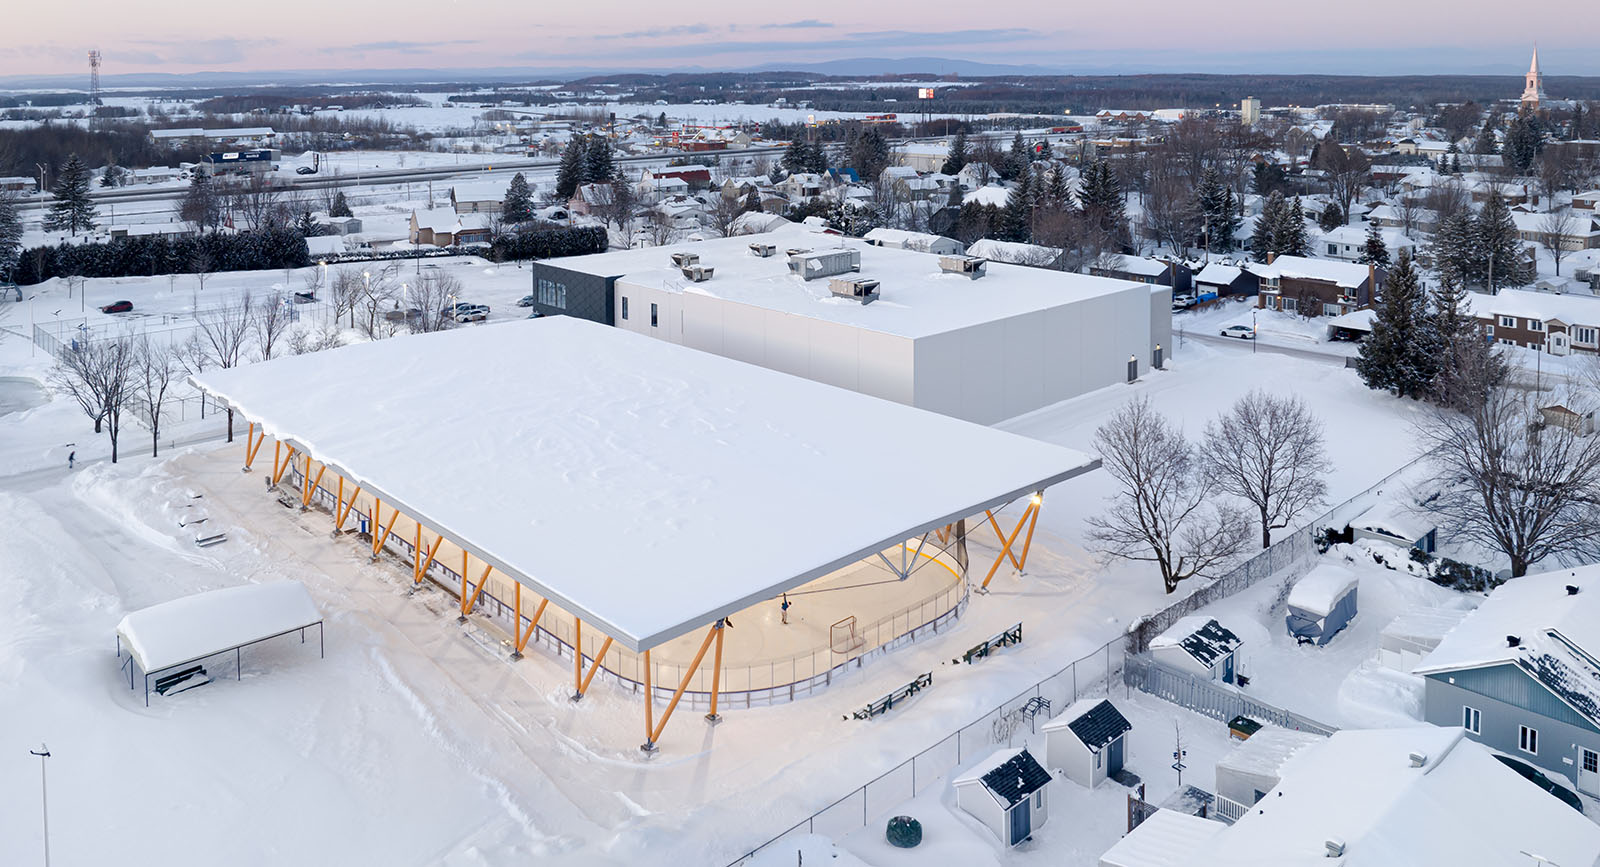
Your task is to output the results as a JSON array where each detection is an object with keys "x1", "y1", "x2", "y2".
[{"x1": 831, "y1": 616, "x2": 864, "y2": 655}]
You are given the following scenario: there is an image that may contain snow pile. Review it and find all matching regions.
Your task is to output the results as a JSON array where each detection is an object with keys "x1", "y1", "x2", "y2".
[{"x1": 116, "y1": 581, "x2": 321, "y2": 673}]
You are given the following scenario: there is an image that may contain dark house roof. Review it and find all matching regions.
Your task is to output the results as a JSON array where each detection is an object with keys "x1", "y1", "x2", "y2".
[
  {"x1": 1066, "y1": 699, "x2": 1132, "y2": 751},
  {"x1": 1180, "y1": 619, "x2": 1243, "y2": 668},
  {"x1": 980, "y1": 748, "x2": 1051, "y2": 809}
]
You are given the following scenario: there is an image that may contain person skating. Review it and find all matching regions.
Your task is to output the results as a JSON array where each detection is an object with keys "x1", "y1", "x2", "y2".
[
  {"x1": 68, "y1": 450, "x2": 75, "y2": 470},
  {"x1": 780, "y1": 593, "x2": 791, "y2": 625}
]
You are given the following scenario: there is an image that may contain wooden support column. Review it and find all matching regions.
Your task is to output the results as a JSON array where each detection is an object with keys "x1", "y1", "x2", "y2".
[
  {"x1": 705, "y1": 619, "x2": 726, "y2": 723},
  {"x1": 573, "y1": 618, "x2": 583, "y2": 694},
  {"x1": 301, "y1": 460, "x2": 325, "y2": 510},
  {"x1": 244, "y1": 427, "x2": 265, "y2": 472},
  {"x1": 271, "y1": 446, "x2": 297, "y2": 487},
  {"x1": 980, "y1": 502, "x2": 1036, "y2": 591},
  {"x1": 244, "y1": 422, "x2": 253, "y2": 470},
  {"x1": 270, "y1": 440, "x2": 282, "y2": 483},
  {"x1": 984, "y1": 509, "x2": 1026, "y2": 571},
  {"x1": 414, "y1": 530, "x2": 443, "y2": 585},
  {"x1": 642, "y1": 649, "x2": 654, "y2": 751},
  {"x1": 334, "y1": 484, "x2": 361, "y2": 532},
  {"x1": 643, "y1": 624, "x2": 718, "y2": 752},
  {"x1": 574, "y1": 636, "x2": 613, "y2": 700},
  {"x1": 462, "y1": 564, "x2": 492, "y2": 619},
  {"x1": 1016, "y1": 493, "x2": 1043, "y2": 574},
  {"x1": 371, "y1": 500, "x2": 399, "y2": 560},
  {"x1": 510, "y1": 583, "x2": 548, "y2": 659}
]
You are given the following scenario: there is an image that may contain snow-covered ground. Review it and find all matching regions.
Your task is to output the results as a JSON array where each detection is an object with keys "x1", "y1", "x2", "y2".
[{"x1": 0, "y1": 267, "x2": 1451, "y2": 864}]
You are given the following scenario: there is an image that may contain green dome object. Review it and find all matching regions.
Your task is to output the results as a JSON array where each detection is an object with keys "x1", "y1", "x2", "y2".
[{"x1": 886, "y1": 815, "x2": 922, "y2": 848}]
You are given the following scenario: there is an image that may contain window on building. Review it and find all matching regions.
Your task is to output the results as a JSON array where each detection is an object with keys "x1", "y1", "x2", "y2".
[
  {"x1": 1323, "y1": 303, "x2": 1342, "y2": 316},
  {"x1": 1585, "y1": 749, "x2": 1598, "y2": 775},
  {"x1": 1500, "y1": 338, "x2": 1517, "y2": 346},
  {"x1": 1462, "y1": 706, "x2": 1481, "y2": 734},
  {"x1": 650, "y1": 302, "x2": 659, "y2": 328},
  {"x1": 1327, "y1": 244, "x2": 1339, "y2": 256},
  {"x1": 1095, "y1": 750, "x2": 1103, "y2": 769},
  {"x1": 1264, "y1": 277, "x2": 1280, "y2": 291},
  {"x1": 1527, "y1": 319, "x2": 1544, "y2": 332},
  {"x1": 1500, "y1": 316, "x2": 1517, "y2": 328},
  {"x1": 536, "y1": 277, "x2": 567, "y2": 310},
  {"x1": 620, "y1": 296, "x2": 629, "y2": 320},
  {"x1": 1577, "y1": 327, "x2": 1597, "y2": 345},
  {"x1": 1283, "y1": 297, "x2": 1298, "y2": 313},
  {"x1": 1519, "y1": 725, "x2": 1539, "y2": 755},
  {"x1": 1485, "y1": 325, "x2": 1495, "y2": 337},
  {"x1": 1033, "y1": 790, "x2": 1044, "y2": 809}
]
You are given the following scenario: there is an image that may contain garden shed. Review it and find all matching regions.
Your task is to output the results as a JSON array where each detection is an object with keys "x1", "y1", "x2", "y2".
[
  {"x1": 953, "y1": 746, "x2": 1051, "y2": 848},
  {"x1": 1149, "y1": 616, "x2": 1242, "y2": 684},
  {"x1": 1043, "y1": 698, "x2": 1131, "y2": 789},
  {"x1": 1285, "y1": 564, "x2": 1359, "y2": 646},
  {"x1": 1378, "y1": 607, "x2": 1470, "y2": 672},
  {"x1": 1347, "y1": 502, "x2": 1436, "y2": 553}
]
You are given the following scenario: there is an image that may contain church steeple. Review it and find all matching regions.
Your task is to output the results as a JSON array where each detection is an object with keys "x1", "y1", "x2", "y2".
[{"x1": 1521, "y1": 44, "x2": 1548, "y2": 111}]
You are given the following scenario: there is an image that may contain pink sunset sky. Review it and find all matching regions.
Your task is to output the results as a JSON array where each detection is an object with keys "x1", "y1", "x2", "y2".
[{"x1": 1, "y1": 2, "x2": 1595, "y2": 77}]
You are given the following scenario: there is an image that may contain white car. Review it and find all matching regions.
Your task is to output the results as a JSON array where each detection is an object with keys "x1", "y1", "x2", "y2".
[{"x1": 1220, "y1": 324, "x2": 1256, "y2": 340}]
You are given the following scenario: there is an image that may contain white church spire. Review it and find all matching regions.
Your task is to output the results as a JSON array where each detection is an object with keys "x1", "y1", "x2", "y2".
[{"x1": 1521, "y1": 44, "x2": 1548, "y2": 111}]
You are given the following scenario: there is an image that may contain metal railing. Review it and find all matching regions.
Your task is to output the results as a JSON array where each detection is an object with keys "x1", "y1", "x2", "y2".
[
  {"x1": 1214, "y1": 793, "x2": 1249, "y2": 824},
  {"x1": 1123, "y1": 655, "x2": 1337, "y2": 736}
]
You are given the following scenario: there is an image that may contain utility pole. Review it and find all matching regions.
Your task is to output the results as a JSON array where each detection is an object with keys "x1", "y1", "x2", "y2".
[{"x1": 29, "y1": 743, "x2": 51, "y2": 867}]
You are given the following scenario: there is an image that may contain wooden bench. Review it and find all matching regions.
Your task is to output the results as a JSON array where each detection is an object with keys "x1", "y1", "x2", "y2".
[
  {"x1": 195, "y1": 531, "x2": 229, "y2": 548},
  {"x1": 960, "y1": 622, "x2": 1023, "y2": 665},
  {"x1": 849, "y1": 672, "x2": 933, "y2": 720},
  {"x1": 154, "y1": 665, "x2": 210, "y2": 695}
]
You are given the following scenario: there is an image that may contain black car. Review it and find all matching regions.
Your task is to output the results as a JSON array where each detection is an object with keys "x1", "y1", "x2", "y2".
[
  {"x1": 1494, "y1": 755, "x2": 1584, "y2": 811},
  {"x1": 100, "y1": 300, "x2": 133, "y2": 314},
  {"x1": 296, "y1": 166, "x2": 317, "y2": 175}
]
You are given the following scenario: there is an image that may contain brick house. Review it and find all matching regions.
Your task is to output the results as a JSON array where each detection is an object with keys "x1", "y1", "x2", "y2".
[
  {"x1": 1253, "y1": 255, "x2": 1380, "y2": 317},
  {"x1": 1467, "y1": 288, "x2": 1600, "y2": 355}
]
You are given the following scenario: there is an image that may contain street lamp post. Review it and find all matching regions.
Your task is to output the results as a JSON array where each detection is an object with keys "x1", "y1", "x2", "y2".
[
  {"x1": 1252, "y1": 308, "x2": 1258, "y2": 354},
  {"x1": 29, "y1": 743, "x2": 51, "y2": 867}
]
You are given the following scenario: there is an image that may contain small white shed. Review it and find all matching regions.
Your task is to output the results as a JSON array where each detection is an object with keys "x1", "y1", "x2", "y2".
[
  {"x1": 1149, "y1": 616, "x2": 1243, "y2": 684},
  {"x1": 1213, "y1": 726, "x2": 1325, "y2": 809},
  {"x1": 1285, "y1": 564, "x2": 1359, "y2": 646},
  {"x1": 953, "y1": 746, "x2": 1052, "y2": 848},
  {"x1": 1043, "y1": 698, "x2": 1132, "y2": 789},
  {"x1": 1347, "y1": 501, "x2": 1436, "y2": 553},
  {"x1": 1378, "y1": 607, "x2": 1470, "y2": 672}
]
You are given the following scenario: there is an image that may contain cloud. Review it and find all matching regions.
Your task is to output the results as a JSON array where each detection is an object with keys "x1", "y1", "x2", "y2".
[
  {"x1": 534, "y1": 27, "x2": 1053, "y2": 62},
  {"x1": 129, "y1": 37, "x2": 279, "y2": 66},
  {"x1": 345, "y1": 39, "x2": 478, "y2": 54},
  {"x1": 761, "y1": 20, "x2": 832, "y2": 30},
  {"x1": 596, "y1": 24, "x2": 712, "y2": 40}
]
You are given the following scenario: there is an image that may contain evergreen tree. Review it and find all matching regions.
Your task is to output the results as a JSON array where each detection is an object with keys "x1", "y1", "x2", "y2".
[
  {"x1": 941, "y1": 130, "x2": 968, "y2": 175},
  {"x1": 782, "y1": 139, "x2": 809, "y2": 175},
  {"x1": 502, "y1": 173, "x2": 534, "y2": 224},
  {"x1": 1503, "y1": 113, "x2": 1544, "y2": 174},
  {"x1": 849, "y1": 128, "x2": 891, "y2": 183},
  {"x1": 0, "y1": 194, "x2": 21, "y2": 279},
  {"x1": 1195, "y1": 167, "x2": 1238, "y2": 253},
  {"x1": 1472, "y1": 113, "x2": 1500, "y2": 155},
  {"x1": 1317, "y1": 201, "x2": 1344, "y2": 232},
  {"x1": 1079, "y1": 159, "x2": 1126, "y2": 241},
  {"x1": 1252, "y1": 161, "x2": 1287, "y2": 197},
  {"x1": 1356, "y1": 250, "x2": 1435, "y2": 399},
  {"x1": 1040, "y1": 164, "x2": 1073, "y2": 214},
  {"x1": 584, "y1": 135, "x2": 615, "y2": 183},
  {"x1": 1251, "y1": 191, "x2": 1287, "y2": 262},
  {"x1": 180, "y1": 171, "x2": 221, "y2": 231},
  {"x1": 1002, "y1": 167, "x2": 1035, "y2": 242},
  {"x1": 1430, "y1": 211, "x2": 1481, "y2": 289},
  {"x1": 1449, "y1": 153, "x2": 1461, "y2": 174},
  {"x1": 1002, "y1": 132, "x2": 1029, "y2": 180},
  {"x1": 657, "y1": 111, "x2": 668, "y2": 129},
  {"x1": 43, "y1": 154, "x2": 97, "y2": 235},
  {"x1": 1476, "y1": 189, "x2": 1532, "y2": 289},
  {"x1": 100, "y1": 161, "x2": 126, "y2": 188},
  {"x1": 295, "y1": 209, "x2": 323, "y2": 238},
  {"x1": 1356, "y1": 222, "x2": 1390, "y2": 267},
  {"x1": 743, "y1": 188, "x2": 762, "y2": 214},
  {"x1": 1427, "y1": 274, "x2": 1504, "y2": 408},
  {"x1": 326, "y1": 191, "x2": 352, "y2": 219},
  {"x1": 806, "y1": 141, "x2": 828, "y2": 173},
  {"x1": 1280, "y1": 198, "x2": 1309, "y2": 257},
  {"x1": 556, "y1": 138, "x2": 588, "y2": 200}
]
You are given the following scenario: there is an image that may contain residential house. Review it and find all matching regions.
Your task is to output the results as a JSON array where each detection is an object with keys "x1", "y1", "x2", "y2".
[
  {"x1": 1511, "y1": 210, "x2": 1600, "y2": 250},
  {"x1": 1467, "y1": 288, "x2": 1600, "y2": 355},
  {"x1": 778, "y1": 172, "x2": 826, "y2": 203},
  {"x1": 896, "y1": 142, "x2": 951, "y2": 173},
  {"x1": 1317, "y1": 224, "x2": 1417, "y2": 262},
  {"x1": 1091, "y1": 256, "x2": 1176, "y2": 287},
  {"x1": 1365, "y1": 203, "x2": 1439, "y2": 235},
  {"x1": 1149, "y1": 616, "x2": 1242, "y2": 684},
  {"x1": 408, "y1": 208, "x2": 491, "y2": 247},
  {"x1": 569, "y1": 182, "x2": 617, "y2": 216},
  {"x1": 1100, "y1": 727, "x2": 1600, "y2": 867},
  {"x1": 1253, "y1": 255, "x2": 1378, "y2": 317},
  {"x1": 957, "y1": 161, "x2": 999, "y2": 191},
  {"x1": 1192, "y1": 262, "x2": 1258, "y2": 299},
  {"x1": 1042, "y1": 698, "x2": 1131, "y2": 790},
  {"x1": 640, "y1": 167, "x2": 712, "y2": 193},
  {"x1": 862, "y1": 228, "x2": 965, "y2": 256},
  {"x1": 1572, "y1": 190, "x2": 1600, "y2": 211},
  {"x1": 450, "y1": 181, "x2": 504, "y2": 215},
  {"x1": 641, "y1": 175, "x2": 690, "y2": 202},
  {"x1": 953, "y1": 747, "x2": 1051, "y2": 848},
  {"x1": 1416, "y1": 565, "x2": 1600, "y2": 797}
]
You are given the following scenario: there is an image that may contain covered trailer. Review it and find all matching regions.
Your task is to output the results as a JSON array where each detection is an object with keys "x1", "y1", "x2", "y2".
[{"x1": 1285, "y1": 564, "x2": 1358, "y2": 646}]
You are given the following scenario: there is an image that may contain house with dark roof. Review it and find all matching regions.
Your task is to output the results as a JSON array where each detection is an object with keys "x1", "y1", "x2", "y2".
[
  {"x1": 1150, "y1": 616, "x2": 1243, "y2": 684},
  {"x1": 1415, "y1": 565, "x2": 1600, "y2": 797},
  {"x1": 953, "y1": 746, "x2": 1051, "y2": 847},
  {"x1": 1043, "y1": 698, "x2": 1132, "y2": 788}
]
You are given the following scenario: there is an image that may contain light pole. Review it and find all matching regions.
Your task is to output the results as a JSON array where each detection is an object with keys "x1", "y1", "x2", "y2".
[
  {"x1": 1252, "y1": 308, "x2": 1258, "y2": 354},
  {"x1": 29, "y1": 743, "x2": 51, "y2": 867}
]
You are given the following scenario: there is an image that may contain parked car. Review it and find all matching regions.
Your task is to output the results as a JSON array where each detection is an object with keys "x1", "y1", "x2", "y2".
[
  {"x1": 1494, "y1": 755, "x2": 1584, "y2": 811},
  {"x1": 1220, "y1": 324, "x2": 1255, "y2": 339},
  {"x1": 295, "y1": 166, "x2": 317, "y2": 175},
  {"x1": 516, "y1": 294, "x2": 537, "y2": 307},
  {"x1": 1172, "y1": 294, "x2": 1196, "y2": 308},
  {"x1": 100, "y1": 300, "x2": 133, "y2": 314},
  {"x1": 441, "y1": 301, "x2": 477, "y2": 316},
  {"x1": 525, "y1": 310, "x2": 544, "y2": 320},
  {"x1": 292, "y1": 291, "x2": 317, "y2": 304},
  {"x1": 453, "y1": 305, "x2": 489, "y2": 323}
]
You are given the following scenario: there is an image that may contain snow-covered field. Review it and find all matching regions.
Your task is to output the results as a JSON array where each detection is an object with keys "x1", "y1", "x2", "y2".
[{"x1": 0, "y1": 266, "x2": 1460, "y2": 865}]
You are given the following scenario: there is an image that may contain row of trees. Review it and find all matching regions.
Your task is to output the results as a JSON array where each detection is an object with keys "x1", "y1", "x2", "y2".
[
  {"x1": 554, "y1": 135, "x2": 617, "y2": 200},
  {"x1": 15, "y1": 227, "x2": 310, "y2": 285},
  {"x1": 1429, "y1": 189, "x2": 1534, "y2": 290}
]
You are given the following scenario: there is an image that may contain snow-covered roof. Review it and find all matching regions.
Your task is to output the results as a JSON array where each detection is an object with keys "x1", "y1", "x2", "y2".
[
  {"x1": 1104, "y1": 256, "x2": 1170, "y2": 278},
  {"x1": 116, "y1": 582, "x2": 321, "y2": 674},
  {"x1": 862, "y1": 227, "x2": 959, "y2": 252},
  {"x1": 550, "y1": 222, "x2": 1149, "y2": 340},
  {"x1": 965, "y1": 237, "x2": 1059, "y2": 267},
  {"x1": 1252, "y1": 256, "x2": 1371, "y2": 290},
  {"x1": 1380, "y1": 607, "x2": 1470, "y2": 646},
  {"x1": 1176, "y1": 727, "x2": 1600, "y2": 866},
  {"x1": 1215, "y1": 726, "x2": 1325, "y2": 780},
  {"x1": 1511, "y1": 210, "x2": 1600, "y2": 236},
  {"x1": 1317, "y1": 224, "x2": 1417, "y2": 250},
  {"x1": 1325, "y1": 308, "x2": 1376, "y2": 332},
  {"x1": 1041, "y1": 697, "x2": 1131, "y2": 751},
  {"x1": 451, "y1": 181, "x2": 505, "y2": 203},
  {"x1": 1286, "y1": 564, "x2": 1358, "y2": 618},
  {"x1": 1347, "y1": 501, "x2": 1432, "y2": 545},
  {"x1": 1415, "y1": 566, "x2": 1600, "y2": 726},
  {"x1": 304, "y1": 235, "x2": 346, "y2": 257},
  {"x1": 1150, "y1": 616, "x2": 1242, "y2": 667},
  {"x1": 151, "y1": 126, "x2": 275, "y2": 139},
  {"x1": 1466, "y1": 288, "x2": 1600, "y2": 327},
  {"x1": 953, "y1": 747, "x2": 1051, "y2": 807},
  {"x1": 1193, "y1": 263, "x2": 1244, "y2": 286},
  {"x1": 1098, "y1": 810, "x2": 1223, "y2": 867},
  {"x1": 412, "y1": 208, "x2": 459, "y2": 233},
  {"x1": 967, "y1": 184, "x2": 1011, "y2": 207},
  {"x1": 192, "y1": 318, "x2": 1096, "y2": 652}
]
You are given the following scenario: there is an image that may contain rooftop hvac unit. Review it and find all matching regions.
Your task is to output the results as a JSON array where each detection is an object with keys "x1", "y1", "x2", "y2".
[
  {"x1": 681, "y1": 263, "x2": 714, "y2": 282},
  {"x1": 788, "y1": 248, "x2": 861, "y2": 281},
  {"x1": 785, "y1": 247, "x2": 812, "y2": 257},
  {"x1": 670, "y1": 251, "x2": 699, "y2": 268},
  {"x1": 748, "y1": 242, "x2": 776, "y2": 257},
  {"x1": 1324, "y1": 839, "x2": 1345, "y2": 858},
  {"x1": 938, "y1": 255, "x2": 989, "y2": 279},
  {"x1": 829, "y1": 277, "x2": 880, "y2": 304}
]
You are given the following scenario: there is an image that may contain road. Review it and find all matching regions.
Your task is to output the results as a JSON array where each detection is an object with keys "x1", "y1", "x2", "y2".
[{"x1": 1182, "y1": 330, "x2": 1354, "y2": 365}]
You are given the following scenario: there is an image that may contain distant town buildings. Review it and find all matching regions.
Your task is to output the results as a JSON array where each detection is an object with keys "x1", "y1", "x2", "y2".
[
  {"x1": 1520, "y1": 46, "x2": 1549, "y2": 112},
  {"x1": 1240, "y1": 97, "x2": 1261, "y2": 126}
]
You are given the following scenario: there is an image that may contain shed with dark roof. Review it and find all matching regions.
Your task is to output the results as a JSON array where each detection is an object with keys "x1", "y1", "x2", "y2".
[
  {"x1": 1044, "y1": 698, "x2": 1132, "y2": 788},
  {"x1": 953, "y1": 746, "x2": 1052, "y2": 847}
]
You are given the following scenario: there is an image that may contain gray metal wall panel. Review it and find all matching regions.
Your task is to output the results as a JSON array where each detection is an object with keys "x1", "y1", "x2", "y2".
[
  {"x1": 1430, "y1": 665, "x2": 1600, "y2": 733},
  {"x1": 530, "y1": 263, "x2": 613, "y2": 323},
  {"x1": 1426, "y1": 674, "x2": 1600, "y2": 782}
]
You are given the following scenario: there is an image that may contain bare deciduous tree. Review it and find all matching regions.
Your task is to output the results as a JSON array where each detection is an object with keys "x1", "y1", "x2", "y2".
[
  {"x1": 406, "y1": 271, "x2": 460, "y2": 333},
  {"x1": 1419, "y1": 386, "x2": 1600, "y2": 577},
  {"x1": 190, "y1": 295, "x2": 252, "y2": 441},
  {"x1": 51, "y1": 333, "x2": 135, "y2": 463},
  {"x1": 252, "y1": 292, "x2": 293, "y2": 361},
  {"x1": 1086, "y1": 398, "x2": 1251, "y2": 593},
  {"x1": 1537, "y1": 209, "x2": 1577, "y2": 276},
  {"x1": 1201, "y1": 390, "x2": 1332, "y2": 549},
  {"x1": 132, "y1": 336, "x2": 180, "y2": 457},
  {"x1": 356, "y1": 264, "x2": 401, "y2": 337},
  {"x1": 331, "y1": 267, "x2": 364, "y2": 329}
]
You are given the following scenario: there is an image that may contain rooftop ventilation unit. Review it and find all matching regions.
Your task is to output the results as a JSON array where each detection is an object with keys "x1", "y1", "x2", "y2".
[
  {"x1": 829, "y1": 277, "x2": 880, "y2": 305},
  {"x1": 938, "y1": 255, "x2": 989, "y2": 279},
  {"x1": 1506, "y1": 635, "x2": 1521, "y2": 648},
  {"x1": 681, "y1": 263, "x2": 714, "y2": 282},
  {"x1": 670, "y1": 251, "x2": 699, "y2": 268},
  {"x1": 1325, "y1": 839, "x2": 1345, "y2": 858},
  {"x1": 1568, "y1": 584, "x2": 1581, "y2": 596},
  {"x1": 748, "y1": 242, "x2": 776, "y2": 258},
  {"x1": 788, "y1": 248, "x2": 861, "y2": 281},
  {"x1": 1408, "y1": 751, "x2": 1427, "y2": 768}
]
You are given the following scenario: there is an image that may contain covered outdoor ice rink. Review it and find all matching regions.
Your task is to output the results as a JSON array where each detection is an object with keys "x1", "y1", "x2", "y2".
[{"x1": 193, "y1": 317, "x2": 1096, "y2": 750}]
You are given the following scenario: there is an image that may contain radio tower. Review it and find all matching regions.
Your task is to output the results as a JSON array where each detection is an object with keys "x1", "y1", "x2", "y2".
[{"x1": 87, "y1": 50, "x2": 102, "y2": 104}]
